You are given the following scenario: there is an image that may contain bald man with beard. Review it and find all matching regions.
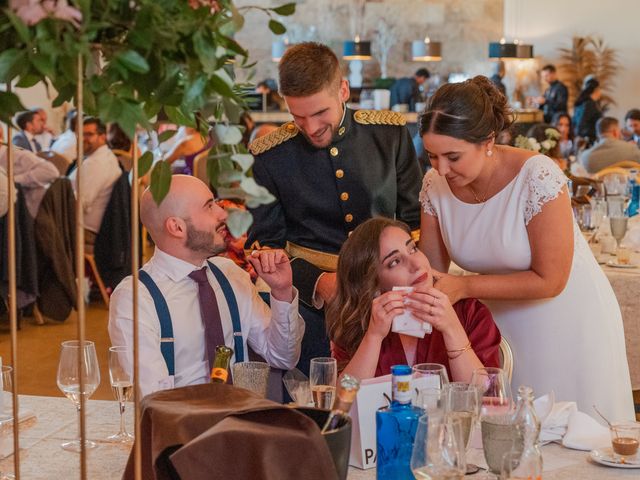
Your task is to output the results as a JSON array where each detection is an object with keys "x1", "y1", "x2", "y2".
[{"x1": 108, "y1": 175, "x2": 304, "y2": 397}]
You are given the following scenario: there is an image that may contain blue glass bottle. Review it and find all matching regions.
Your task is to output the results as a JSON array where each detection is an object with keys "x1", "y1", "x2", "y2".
[
  {"x1": 627, "y1": 172, "x2": 639, "y2": 217},
  {"x1": 376, "y1": 365, "x2": 424, "y2": 479}
]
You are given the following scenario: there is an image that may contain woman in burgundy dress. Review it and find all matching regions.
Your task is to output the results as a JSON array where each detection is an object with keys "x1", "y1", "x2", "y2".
[{"x1": 326, "y1": 217, "x2": 500, "y2": 381}]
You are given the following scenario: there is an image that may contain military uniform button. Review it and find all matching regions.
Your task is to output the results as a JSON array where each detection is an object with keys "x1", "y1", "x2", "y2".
[
  {"x1": 338, "y1": 126, "x2": 346, "y2": 136},
  {"x1": 335, "y1": 169, "x2": 344, "y2": 178},
  {"x1": 330, "y1": 147, "x2": 339, "y2": 157},
  {"x1": 286, "y1": 123, "x2": 296, "y2": 132},
  {"x1": 340, "y1": 192, "x2": 349, "y2": 201},
  {"x1": 345, "y1": 214, "x2": 353, "y2": 223}
]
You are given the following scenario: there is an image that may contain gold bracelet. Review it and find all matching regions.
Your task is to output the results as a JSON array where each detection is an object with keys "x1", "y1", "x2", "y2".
[{"x1": 446, "y1": 341, "x2": 472, "y2": 360}]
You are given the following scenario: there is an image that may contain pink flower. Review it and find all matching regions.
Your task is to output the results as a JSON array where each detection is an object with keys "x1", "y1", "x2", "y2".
[
  {"x1": 10, "y1": 0, "x2": 82, "y2": 28},
  {"x1": 188, "y1": 0, "x2": 221, "y2": 14}
]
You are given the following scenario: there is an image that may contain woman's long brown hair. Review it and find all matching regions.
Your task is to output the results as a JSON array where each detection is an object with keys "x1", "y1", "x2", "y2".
[{"x1": 326, "y1": 217, "x2": 411, "y2": 359}]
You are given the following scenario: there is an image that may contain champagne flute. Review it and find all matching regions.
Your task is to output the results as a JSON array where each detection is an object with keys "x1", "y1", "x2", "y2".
[
  {"x1": 56, "y1": 340, "x2": 100, "y2": 452},
  {"x1": 309, "y1": 357, "x2": 337, "y2": 409},
  {"x1": 610, "y1": 215, "x2": 629, "y2": 249},
  {"x1": 444, "y1": 383, "x2": 481, "y2": 475},
  {"x1": 107, "y1": 346, "x2": 134, "y2": 443},
  {"x1": 0, "y1": 366, "x2": 15, "y2": 480}
]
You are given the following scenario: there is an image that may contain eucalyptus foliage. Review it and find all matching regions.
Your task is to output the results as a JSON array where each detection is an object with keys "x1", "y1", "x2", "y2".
[{"x1": 0, "y1": 0, "x2": 295, "y2": 236}]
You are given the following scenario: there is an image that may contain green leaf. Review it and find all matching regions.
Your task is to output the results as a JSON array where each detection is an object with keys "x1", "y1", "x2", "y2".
[
  {"x1": 16, "y1": 72, "x2": 41, "y2": 88},
  {"x1": 158, "y1": 130, "x2": 177, "y2": 143},
  {"x1": 231, "y1": 153, "x2": 254, "y2": 173},
  {"x1": 165, "y1": 106, "x2": 197, "y2": 128},
  {"x1": 0, "y1": 49, "x2": 27, "y2": 82},
  {"x1": 225, "y1": 208, "x2": 253, "y2": 238},
  {"x1": 193, "y1": 29, "x2": 218, "y2": 74},
  {"x1": 150, "y1": 161, "x2": 173, "y2": 205},
  {"x1": 5, "y1": 10, "x2": 31, "y2": 44},
  {"x1": 31, "y1": 53, "x2": 56, "y2": 78},
  {"x1": 271, "y1": 3, "x2": 297, "y2": 16},
  {"x1": 115, "y1": 50, "x2": 150, "y2": 74},
  {"x1": 0, "y1": 91, "x2": 25, "y2": 125},
  {"x1": 183, "y1": 76, "x2": 207, "y2": 108},
  {"x1": 210, "y1": 73, "x2": 235, "y2": 98},
  {"x1": 138, "y1": 151, "x2": 154, "y2": 177},
  {"x1": 268, "y1": 20, "x2": 287, "y2": 35},
  {"x1": 52, "y1": 84, "x2": 76, "y2": 108},
  {"x1": 214, "y1": 125, "x2": 242, "y2": 145},
  {"x1": 156, "y1": 71, "x2": 180, "y2": 103}
]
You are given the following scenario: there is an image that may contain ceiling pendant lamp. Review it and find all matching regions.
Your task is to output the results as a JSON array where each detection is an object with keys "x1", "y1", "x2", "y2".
[
  {"x1": 488, "y1": 38, "x2": 517, "y2": 59},
  {"x1": 411, "y1": 37, "x2": 442, "y2": 62},
  {"x1": 343, "y1": 35, "x2": 372, "y2": 61}
]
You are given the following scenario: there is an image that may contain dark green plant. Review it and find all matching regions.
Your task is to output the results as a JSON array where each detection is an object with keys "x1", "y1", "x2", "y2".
[{"x1": 0, "y1": 0, "x2": 295, "y2": 236}]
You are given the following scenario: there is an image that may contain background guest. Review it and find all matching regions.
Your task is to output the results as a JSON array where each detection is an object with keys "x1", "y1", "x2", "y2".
[
  {"x1": 0, "y1": 166, "x2": 7, "y2": 217},
  {"x1": 579, "y1": 117, "x2": 640, "y2": 174},
  {"x1": 50, "y1": 110, "x2": 78, "y2": 167},
  {"x1": 573, "y1": 77, "x2": 603, "y2": 147},
  {"x1": 326, "y1": 217, "x2": 500, "y2": 381},
  {"x1": 624, "y1": 108, "x2": 640, "y2": 147},
  {"x1": 534, "y1": 64, "x2": 568, "y2": 123},
  {"x1": 489, "y1": 60, "x2": 507, "y2": 98},
  {"x1": 389, "y1": 68, "x2": 430, "y2": 112},
  {"x1": 551, "y1": 112, "x2": 575, "y2": 160},
  {"x1": 32, "y1": 107, "x2": 55, "y2": 150},
  {"x1": 12, "y1": 110, "x2": 45, "y2": 153}
]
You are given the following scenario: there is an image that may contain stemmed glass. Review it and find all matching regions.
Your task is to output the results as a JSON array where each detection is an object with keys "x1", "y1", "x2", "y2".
[
  {"x1": 410, "y1": 414, "x2": 466, "y2": 479},
  {"x1": 309, "y1": 358, "x2": 337, "y2": 409},
  {"x1": 107, "y1": 346, "x2": 134, "y2": 444},
  {"x1": 56, "y1": 340, "x2": 100, "y2": 452},
  {"x1": 610, "y1": 214, "x2": 629, "y2": 249},
  {"x1": 0, "y1": 366, "x2": 15, "y2": 480},
  {"x1": 443, "y1": 383, "x2": 481, "y2": 475}
]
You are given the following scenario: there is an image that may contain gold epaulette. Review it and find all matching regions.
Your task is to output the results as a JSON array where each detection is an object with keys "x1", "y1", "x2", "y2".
[
  {"x1": 411, "y1": 229, "x2": 421, "y2": 244},
  {"x1": 249, "y1": 122, "x2": 299, "y2": 155},
  {"x1": 354, "y1": 109, "x2": 407, "y2": 126}
]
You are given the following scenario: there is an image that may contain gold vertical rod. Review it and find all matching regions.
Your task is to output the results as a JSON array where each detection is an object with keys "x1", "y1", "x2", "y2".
[
  {"x1": 130, "y1": 131, "x2": 142, "y2": 480},
  {"x1": 6, "y1": 83, "x2": 22, "y2": 480},
  {"x1": 74, "y1": 53, "x2": 88, "y2": 480}
]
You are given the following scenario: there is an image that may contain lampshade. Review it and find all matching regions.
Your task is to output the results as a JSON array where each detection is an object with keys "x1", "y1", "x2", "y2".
[
  {"x1": 271, "y1": 39, "x2": 287, "y2": 62},
  {"x1": 488, "y1": 41, "x2": 517, "y2": 59},
  {"x1": 516, "y1": 43, "x2": 534, "y2": 59},
  {"x1": 411, "y1": 39, "x2": 442, "y2": 61},
  {"x1": 343, "y1": 39, "x2": 372, "y2": 60}
]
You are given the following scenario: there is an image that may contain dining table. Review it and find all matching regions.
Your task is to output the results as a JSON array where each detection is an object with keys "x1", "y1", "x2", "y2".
[{"x1": 0, "y1": 394, "x2": 636, "y2": 479}]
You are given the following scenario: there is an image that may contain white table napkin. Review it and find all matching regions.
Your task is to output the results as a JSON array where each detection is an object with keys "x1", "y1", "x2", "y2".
[
  {"x1": 561, "y1": 411, "x2": 610, "y2": 451},
  {"x1": 534, "y1": 393, "x2": 579, "y2": 444}
]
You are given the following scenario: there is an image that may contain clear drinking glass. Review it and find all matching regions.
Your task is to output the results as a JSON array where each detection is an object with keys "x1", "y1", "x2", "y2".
[
  {"x1": 412, "y1": 363, "x2": 449, "y2": 391},
  {"x1": 470, "y1": 367, "x2": 512, "y2": 417},
  {"x1": 309, "y1": 357, "x2": 337, "y2": 409},
  {"x1": 610, "y1": 214, "x2": 629, "y2": 250},
  {"x1": 107, "y1": 346, "x2": 134, "y2": 444},
  {"x1": 410, "y1": 414, "x2": 466, "y2": 479},
  {"x1": 443, "y1": 383, "x2": 480, "y2": 449},
  {"x1": 56, "y1": 340, "x2": 100, "y2": 452},
  {"x1": 0, "y1": 366, "x2": 15, "y2": 480}
]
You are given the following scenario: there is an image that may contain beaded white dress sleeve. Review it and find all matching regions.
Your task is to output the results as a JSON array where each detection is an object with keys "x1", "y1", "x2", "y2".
[{"x1": 420, "y1": 155, "x2": 634, "y2": 420}]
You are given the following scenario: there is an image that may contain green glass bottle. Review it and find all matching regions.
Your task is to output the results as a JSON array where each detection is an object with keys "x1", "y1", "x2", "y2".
[
  {"x1": 210, "y1": 345, "x2": 233, "y2": 383},
  {"x1": 321, "y1": 374, "x2": 360, "y2": 433}
]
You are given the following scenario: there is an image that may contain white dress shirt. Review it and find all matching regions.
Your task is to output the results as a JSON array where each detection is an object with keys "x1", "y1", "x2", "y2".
[
  {"x1": 0, "y1": 145, "x2": 59, "y2": 217},
  {"x1": 35, "y1": 131, "x2": 54, "y2": 150},
  {"x1": 50, "y1": 129, "x2": 77, "y2": 163},
  {"x1": 68, "y1": 144, "x2": 121, "y2": 233},
  {"x1": 108, "y1": 248, "x2": 304, "y2": 397}
]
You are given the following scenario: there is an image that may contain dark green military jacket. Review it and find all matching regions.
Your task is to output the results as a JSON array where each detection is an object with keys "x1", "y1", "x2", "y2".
[{"x1": 246, "y1": 108, "x2": 422, "y2": 306}]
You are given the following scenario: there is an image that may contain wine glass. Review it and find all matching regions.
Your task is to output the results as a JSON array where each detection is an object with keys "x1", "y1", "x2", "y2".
[
  {"x1": 410, "y1": 414, "x2": 466, "y2": 479},
  {"x1": 107, "y1": 346, "x2": 134, "y2": 444},
  {"x1": 412, "y1": 363, "x2": 449, "y2": 395},
  {"x1": 610, "y1": 214, "x2": 629, "y2": 250},
  {"x1": 56, "y1": 340, "x2": 100, "y2": 452},
  {"x1": 0, "y1": 366, "x2": 15, "y2": 480},
  {"x1": 309, "y1": 357, "x2": 337, "y2": 409}
]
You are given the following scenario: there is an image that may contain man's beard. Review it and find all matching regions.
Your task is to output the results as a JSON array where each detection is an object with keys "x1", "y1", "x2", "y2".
[
  {"x1": 185, "y1": 221, "x2": 226, "y2": 257},
  {"x1": 299, "y1": 123, "x2": 338, "y2": 148}
]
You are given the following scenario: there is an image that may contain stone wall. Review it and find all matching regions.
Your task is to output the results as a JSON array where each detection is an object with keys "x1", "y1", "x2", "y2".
[{"x1": 235, "y1": 0, "x2": 504, "y2": 88}]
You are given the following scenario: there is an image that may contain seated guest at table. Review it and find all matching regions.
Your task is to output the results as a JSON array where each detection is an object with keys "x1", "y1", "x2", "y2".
[
  {"x1": 390, "y1": 68, "x2": 430, "y2": 112},
  {"x1": 326, "y1": 217, "x2": 500, "y2": 381},
  {"x1": 551, "y1": 112, "x2": 575, "y2": 160},
  {"x1": 109, "y1": 175, "x2": 304, "y2": 397},
  {"x1": 33, "y1": 107, "x2": 55, "y2": 150},
  {"x1": 624, "y1": 108, "x2": 640, "y2": 147},
  {"x1": 0, "y1": 143, "x2": 59, "y2": 218},
  {"x1": 164, "y1": 126, "x2": 213, "y2": 175},
  {"x1": 12, "y1": 110, "x2": 45, "y2": 153},
  {"x1": 50, "y1": 109, "x2": 78, "y2": 168},
  {"x1": 68, "y1": 117, "x2": 121, "y2": 248},
  {"x1": 256, "y1": 79, "x2": 284, "y2": 112},
  {"x1": 579, "y1": 117, "x2": 640, "y2": 174}
]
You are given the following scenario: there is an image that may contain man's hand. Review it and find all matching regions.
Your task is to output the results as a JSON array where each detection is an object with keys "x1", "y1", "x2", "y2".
[
  {"x1": 247, "y1": 249, "x2": 294, "y2": 302},
  {"x1": 316, "y1": 272, "x2": 337, "y2": 303}
]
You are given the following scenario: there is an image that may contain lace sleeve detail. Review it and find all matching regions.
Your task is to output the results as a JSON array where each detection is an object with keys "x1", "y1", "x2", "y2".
[
  {"x1": 419, "y1": 171, "x2": 437, "y2": 217},
  {"x1": 523, "y1": 156, "x2": 568, "y2": 225}
]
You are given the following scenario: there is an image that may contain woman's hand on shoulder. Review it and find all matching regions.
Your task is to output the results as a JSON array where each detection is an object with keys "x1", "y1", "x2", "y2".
[
  {"x1": 432, "y1": 270, "x2": 467, "y2": 305},
  {"x1": 368, "y1": 291, "x2": 406, "y2": 342},
  {"x1": 408, "y1": 282, "x2": 465, "y2": 337}
]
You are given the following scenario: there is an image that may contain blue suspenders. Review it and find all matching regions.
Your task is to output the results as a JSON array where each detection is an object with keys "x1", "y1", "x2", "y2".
[{"x1": 138, "y1": 262, "x2": 244, "y2": 376}]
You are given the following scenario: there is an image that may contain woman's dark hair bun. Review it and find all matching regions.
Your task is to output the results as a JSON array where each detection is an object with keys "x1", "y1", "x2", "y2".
[{"x1": 419, "y1": 75, "x2": 513, "y2": 144}]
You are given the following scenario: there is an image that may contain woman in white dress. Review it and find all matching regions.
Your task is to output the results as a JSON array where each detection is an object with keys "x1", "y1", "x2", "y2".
[{"x1": 418, "y1": 76, "x2": 634, "y2": 420}]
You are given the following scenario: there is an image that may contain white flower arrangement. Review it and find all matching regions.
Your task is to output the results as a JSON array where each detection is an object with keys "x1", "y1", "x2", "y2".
[{"x1": 515, "y1": 128, "x2": 561, "y2": 156}]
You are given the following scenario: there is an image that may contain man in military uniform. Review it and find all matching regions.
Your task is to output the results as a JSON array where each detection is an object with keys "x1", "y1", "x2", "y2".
[{"x1": 247, "y1": 42, "x2": 422, "y2": 375}]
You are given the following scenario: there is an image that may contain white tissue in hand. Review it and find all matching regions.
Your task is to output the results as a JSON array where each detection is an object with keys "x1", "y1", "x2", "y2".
[{"x1": 391, "y1": 287, "x2": 432, "y2": 338}]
